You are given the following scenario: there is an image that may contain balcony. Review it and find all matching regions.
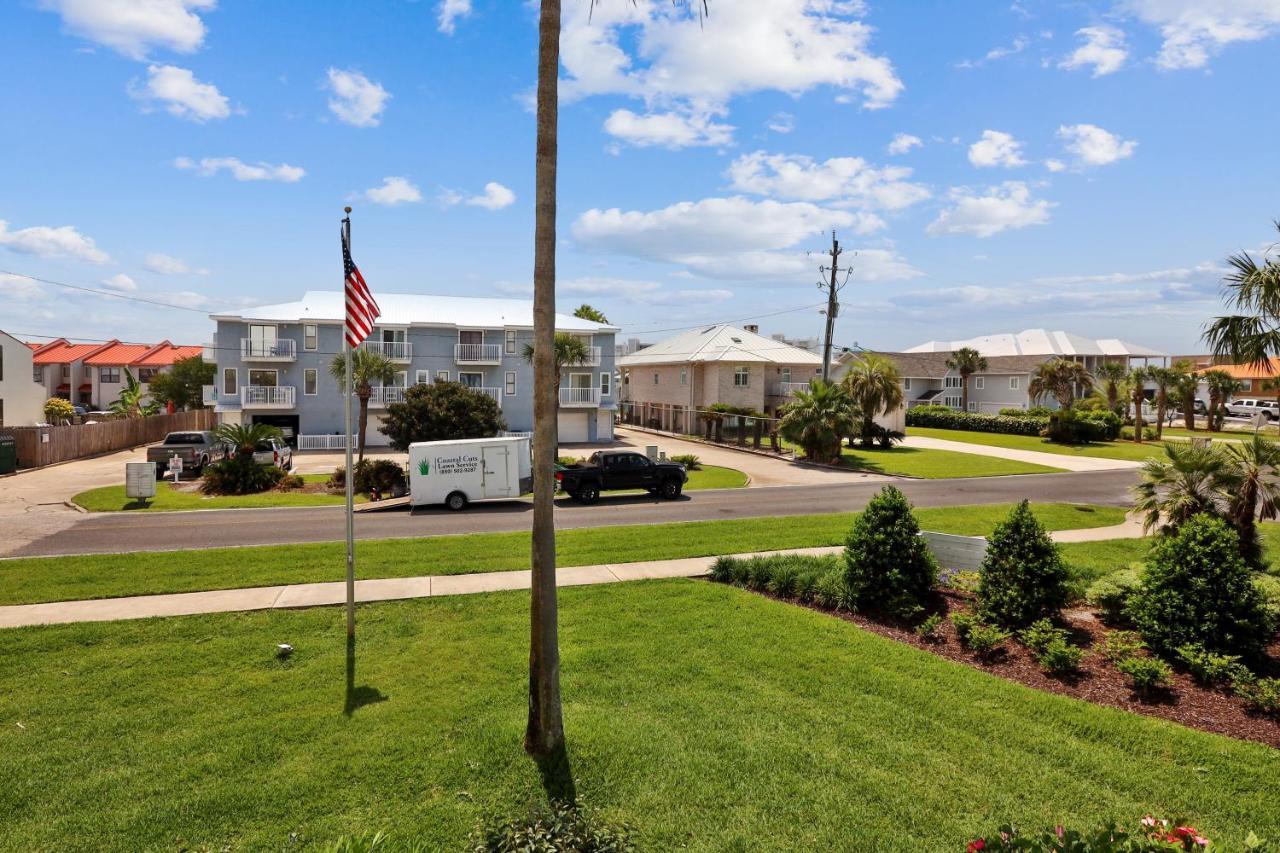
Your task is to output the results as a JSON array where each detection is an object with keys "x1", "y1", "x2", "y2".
[
  {"x1": 202, "y1": 343, "x2": 218, "y2": 362},
  {"x1": 241, "y1": 385, "x2": 296, "y2": 408},
  {"x1": 202, "y1": 385, "x2": 218, "y2": 406},
  {"x1": 362, "y1": 340, "x2": 412, "y2": 361},
  {"x1": 368, "y1": 386, "x2": 408, "y2": 407},
  {"x1": 455, "y1": 343, "x2": 502, "y2": 364},
  {"x1": 770, "y1": 381, "x2": 812, "y2": 397},
  {"x1": 241, "y1": 339, "x2": 297, "y2": 361},
  {"x1": 559, "y1": 387, "x2": 601, "y2": 407}
]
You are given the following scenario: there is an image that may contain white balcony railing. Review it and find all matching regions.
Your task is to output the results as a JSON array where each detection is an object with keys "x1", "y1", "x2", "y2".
[
  {"x1": 241, "y1": 338, "x2": 297, "y2": 361},
  {"x1": 202, "y1": 343, "x2": 218, "y2": 362},
  {"x1": 582, "y1": 346, "x2": 602, "y2": 367},
  {"x1": 455, "y1": 343, "x2": 502, "y2": 364},
  {"x1": 770, "y1": 381, "x2": 812, "y2": 397},
  {"x1": 368, "y1": 386, "x2": 408, "y2": 407},
  {"x1": 241, "y1": 385, "x2": 296, "y2": 407},
  {"x1": 361, "y1": 340, "x2": 412, "y2": 360},
  {"x1": 559, "y1": 387, "x2": 601, "y2": 407},
  {"x1": 202, "y1": 385, "x2": 218, "y2": 405}
]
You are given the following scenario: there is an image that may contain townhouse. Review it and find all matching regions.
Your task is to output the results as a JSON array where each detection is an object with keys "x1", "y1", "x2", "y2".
[
  {"x1": 205, "y1": 291, "x2": 618, "y2": 446},
  {"x1": 0, "y1": 330, "x2": 45, "y2": 426},
  {"x1": 30, "y1": 338, "x2": 202, "y2": 410}
]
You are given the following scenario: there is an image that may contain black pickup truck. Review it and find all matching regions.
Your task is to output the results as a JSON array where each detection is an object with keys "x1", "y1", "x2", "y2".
[{"x1": 556, "y1": 450, "x2": 688, "y2": 504}]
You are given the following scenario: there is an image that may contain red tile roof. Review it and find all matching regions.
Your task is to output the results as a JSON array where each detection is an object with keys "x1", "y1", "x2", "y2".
[
  {"x1": 28, "y1": 338, "x2": 203, "y2": 368},
  {"x1": 30, "y1": 339, "x2": 118, "y2": 365},
  {"x1": 84, "y1": 342, "x2": 153, "y2": 366},
  {"x1": 132, "y1": 341, "x2": 203, "y2": 367},
  {"x1": 1195, "y1": 359, "x2": 1280, "y2": 380}
]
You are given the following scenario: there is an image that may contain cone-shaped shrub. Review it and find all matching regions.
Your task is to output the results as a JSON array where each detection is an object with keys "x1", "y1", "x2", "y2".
[
  {"x1": 978, "y1": 500, "x2": 1069, "y2": 627},
  {"x1": 844, "y1": 485, "x2": 938, "y2": 615},
  {"x1": 1127, "y1": 513, "x2": 1271, "y2": 659}
]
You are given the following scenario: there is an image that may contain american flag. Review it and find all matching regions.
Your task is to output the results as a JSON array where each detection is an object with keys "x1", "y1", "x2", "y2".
[{"x1": 342, "y1": 224, "x2": 379, "y2": 348}]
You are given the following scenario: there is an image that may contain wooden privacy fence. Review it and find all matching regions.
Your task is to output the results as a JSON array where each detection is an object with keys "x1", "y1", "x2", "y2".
[{"x1": 0, "y1": 409, "x2": 216, "y2": 470}]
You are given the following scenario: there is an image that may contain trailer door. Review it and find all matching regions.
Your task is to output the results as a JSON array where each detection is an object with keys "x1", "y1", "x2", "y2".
[{"x1": 482, "y1": 444, "x2": 512, "y2": 497}]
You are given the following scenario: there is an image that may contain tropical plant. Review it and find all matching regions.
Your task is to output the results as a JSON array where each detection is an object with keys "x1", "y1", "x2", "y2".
[
  {"x1": 1146, "y1": 365, "x2": 1177, "y2": 438},
  {"x1": 108, "y1": 367, "x2": 160, "y2": 417},
  {"x1": 1169, "y1": 361, "x2": 1200, "y2": 431},
  {"x1": 1202, "y1": 368, "x2": 1242, "y2": 432},
  {"x1": 843, "y1": 485, "x2": 938, "y2": 616},
  {"x1": 841, "y1": 352, "x2": 905, "y2": 443},
  {"x1": 1132, "y1": 441, "x2": 1233, "y2": 535},
  {"x1": 1028, "y1": 358, "x2": 1092, "y2": 410},
  {"x1": 1093, "y1": 361, "x2": 1128, "y2": 415},
  {"x1": 1222, "y1": 433, "x2": 1280, "y2": 567},
  {"x1": 380, "y1": 381, "x2": 505, "y2": 451},
  {"x1": 200, "y1": 455, "x2": 285, "y2": 495},
  {"x1": 977, "y1": 500, "x2": 1071, "y2": 627},
  {"x1": 212, "y1": 421, "x2": 284, "y2": 459},
  {"x1": 522, "y1": 331, "x2": 593, "y2": 410},
  {"x1": 42, "y1": 397, "x2": 75, "y2": 424},
  {"x1": 571, "y1": 303, "x2": 608, "y2": 324},
  {"x1": 145, "y1": 355, "x2": 215, "y2": 410},
  {"x1": 1202, "y1": 220, "x2": 1280, "y2": 367},
  {"x1": 945, "y1": 346, "x2": 987, "y2": 412},
  {"x1": 329, "y1": 348, "x2": 399, "y2": 462},
  {"x1": 1127, "y1": 364, "x2": 1152, "y2": 443},
  {"x1": 778, "y1": 378, "x2": 857, "y2": 463}
]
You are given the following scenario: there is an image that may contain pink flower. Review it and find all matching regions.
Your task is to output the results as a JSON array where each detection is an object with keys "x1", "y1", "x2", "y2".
[
  {"x1": 1056, "y1": 826, "x2": 1065, "y2": 839},
  {"x1": 967, "y1": 840, "x2": 987, "y2": 853},
  {"x1": 1141, "y1": 817, "x2": 1157, "y2": 828}
]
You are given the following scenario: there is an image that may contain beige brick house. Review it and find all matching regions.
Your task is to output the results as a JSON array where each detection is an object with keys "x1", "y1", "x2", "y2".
[{"x1": 617, "y1": 324, "x2": 822, "y2": 418}]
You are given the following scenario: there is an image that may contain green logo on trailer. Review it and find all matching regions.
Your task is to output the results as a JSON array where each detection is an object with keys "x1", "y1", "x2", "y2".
[{"x1": 418, "y1": 459, "x2": 430, "y2": 476}]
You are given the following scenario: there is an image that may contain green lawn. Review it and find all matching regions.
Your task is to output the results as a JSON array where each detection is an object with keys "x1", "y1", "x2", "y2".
[
  {"x1": 909, "y1": 426, "x2": 1171, "y2": 463},
  {"x1": 1060, "y1": 524, "x2": 1280, "y2": 584},
  {"x1": 2, "y1": 580, "x2": 1276, "y2": 851},
  {"x1": 71, "y1": 466, "x2": 749, "y2": 512},
  {"x1": 0, "y1": 503, "x2": 1124, "y2": 606},
  {"x1": 783, "y1": 440, "x2": 1062, "y2": 477}
]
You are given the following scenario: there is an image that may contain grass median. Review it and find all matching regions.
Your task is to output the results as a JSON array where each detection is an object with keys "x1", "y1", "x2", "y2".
[
  {"x1": 1, "y1": 579, "x2": 1274, "y2": 850},
  {"x1": 908, "y1": 426, "x2": 1169, "y2": 463},
  {"x1": 0, "y1": 502, "x2": 1124, "y2": 606},
  {"x1": 782, "y1": 439, "x2": 1062, "y2": 477}
]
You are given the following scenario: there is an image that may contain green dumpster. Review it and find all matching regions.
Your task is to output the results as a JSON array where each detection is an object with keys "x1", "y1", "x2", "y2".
[{"x1": 0, "y1": 435, "x2": 16, "y2": 474}]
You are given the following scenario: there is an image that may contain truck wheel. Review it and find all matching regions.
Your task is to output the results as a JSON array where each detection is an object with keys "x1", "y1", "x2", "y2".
[
  {"x1": 659, "y1": 478, "x2": 683, "y2": 499},
  {"x1": 445, "y1": 491, "x2": 469, "y2": 511},
  {"x1": 575, "y1": 484, "x2": 600, "y2": 505}
]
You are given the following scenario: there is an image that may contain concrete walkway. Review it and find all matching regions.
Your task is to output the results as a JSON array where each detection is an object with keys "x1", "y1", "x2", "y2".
[
  {"x1": 901, "y1": 435, "x2": 1144, "y2": 472},
  {"x1": 0, "y1": 517, "x2": 1145, "y2": 629}
]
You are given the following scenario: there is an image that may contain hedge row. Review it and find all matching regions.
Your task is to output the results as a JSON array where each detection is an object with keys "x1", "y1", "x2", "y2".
[{"x1": 905, "y1": 405, "x2": 1047, "y2": 436}]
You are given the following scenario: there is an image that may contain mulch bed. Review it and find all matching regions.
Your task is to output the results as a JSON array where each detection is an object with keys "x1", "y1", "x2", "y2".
[{"x1": 751, "y1": 585, "x2": 1280, "y2": 748}]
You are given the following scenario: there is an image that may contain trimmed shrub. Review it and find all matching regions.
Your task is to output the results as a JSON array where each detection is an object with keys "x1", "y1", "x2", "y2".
[
  {"x1": 1044, "y1": 409, "x2": 1122, "y2": 444},
  {"x1": 1100, "y1": 630, "x2": 1146, "y2": 664},
  {"x1": 471, "y1": 801, "x2": 635, "y2": 853},
  {"x1": 1037, "y1": 639, "x2": 1086, "y2": 675},
  {"x1": 328, "y1": 459, "x2": 407, "y2": 496},
  {"x1": 200, "y1": 457, "x2": 285, "y2": 496},
  {"x1": 1175, "y1": 644, "x2": 1250, "y2": 689},
  {"x1": 1127, "y1": 514, "x2": 1272, "y2": 659},
  {"x1": 669, "y1": 453, "x2": 702, "y2": 470},
  {"x1": 964, "y1": 623, "x2": 1011, "y2": 659},
  {"x1": 1085, "y1": 567, "x2": 1143, "y2": 623},
  {"x1": 1019, "y1": 619, "x2": 1069, "y2": 654},
  {"x1": 276, "y1": 473, "x2": 306, "y2": 491},
  {"x1": 1256, "y1": 573, "x2": 1280, "y2": 630},
  {"x1": 978, "y1": 500, "x2": 1071, "y2": 627},
  {"x1": 915, "y1": 613, "x2": 944, "y2": 642},
  {"x1": 906, "y1": 406, "x2": 1047, "y2": 436},
  {"x1": 843, "y1": 486, "x2": 938, "y2": 616},
  {"x1": 1116, "y1": 656, "x2": 1173, "y2": 696},
  {"x1": 950, "y1": 611, "x2": 979, "y2": 644},
  {"x1": 1120, "y1": 425, "x2": 1158, "y2": 441},
  {"x1": 1236, "y1": 677, "x2": 1280, "y2": 717},
  {"x1": 813, "y1": 569, "x2": 850, "y2": 610}
]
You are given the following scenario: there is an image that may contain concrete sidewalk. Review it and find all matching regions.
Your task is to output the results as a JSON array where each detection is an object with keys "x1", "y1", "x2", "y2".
[
  {"x1": 901, "y1": 435, "x2": 1143, "y2": 472},
  {"x1": 0, "y1": 516, "x2": 1144, "y2": 629}
]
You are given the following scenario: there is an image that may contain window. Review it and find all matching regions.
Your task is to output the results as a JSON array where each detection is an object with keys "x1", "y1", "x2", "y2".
[
  {"x1": 944, "y1": 375, "x2": 962, "y2": 388},
  {"x1": 733, "y1": 367, "x2": 749, "y2": 387},
  {"x1": 505, "y1": 329, "x2": 517, "y2": 354},
  {"x1": 83, "y1": 365, "x2": 91, "y2": 378},
  {"x1": 61, "y1": 364, "x2": 70, "y2": 380},
  {"x1": 99, "y1": 367, "x2": 121, "y2": 383},
  {"x1": 415, "y1": 370, "x2": 429, "y2": 385},
  {"x1": 222, "y1": 367, "x2": 237, "y2": 395},
  {"x1": 394, "y1": 371, "x2": 407, "y2": 387},
  {"x1": 781, "y1": 367, "x2": 792, "y2": 384},
  {"x1": 680, "y1": 367, "x2": 687, "y2": 386},
  {"x1": 1009, "y1": 377, "x2": 1020, "y2": 391},
  {"x1": 304, "y1": 368, "x2": 318, "y2": 395},
  {"x1": 505, "y1": 371, "x2": 517, "y2": 395},
  {"x1": 944, "y1": 395, "x2": 963, "y2": 409},
  {"x1": 1240, "y1": 379, "x2": 1254, "y2": 391},
  {"x1": 458, "y1": 372, "x2": 483, "y2": 388},
  {"x1": 137, "y1": 367, "x2": 160, "y2": 383},
  {"x1": 903, "y1": 377, "x2": 912, "y2": 390},
  {"x1": 653, "y1": 372, "x2": 660, "y2": 385},
  {"x1": 248, "y1": 369, "x2": 277, "y2": 387},
  {"x1": 974, "y1": 377, "x2": 984, "y2": 390},
  {"x1": 304, "y1": 324, "x2": 318, "y2": 351},
  {"x1": 247, "y1": 324, "x2": 278, "y2": 357},
  {"x1": 33, "y1": 365, "x2": 42, "y2": 383},
  {"x1": 600, "y1": 372, "x2": 611, "y2": 396},
  {"x1": 436, "y1": 371, "x2": 450, "y2": 382},
  {"x1": 967, "y1": 402, "x2": 978, "y2": 412}
]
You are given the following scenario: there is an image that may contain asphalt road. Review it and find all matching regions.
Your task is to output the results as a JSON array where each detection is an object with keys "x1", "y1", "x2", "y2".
[{"x1": 7, "y1": 469, "x2": 1140, "y2": 558}]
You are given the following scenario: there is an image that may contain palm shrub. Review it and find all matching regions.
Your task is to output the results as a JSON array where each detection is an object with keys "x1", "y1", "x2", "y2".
[
  {"x1": 778, "y1": 379, "x2": 856, "y2": 464},
  {"x1": 1127, "y1": 514, "x2": 1271, "y2": 659},
  {"x1": 328, "y1": 459, "x2": 406, "y2": 495},
  {"x1": 200, "y1": 456, "x2": 285, "y2": 495},
  {"x1": 843, "y1": 485, "x2": 938, "y2": 616},
  {"x1": 978, "y1": 500, "x2": 1070, "y2": 627}
]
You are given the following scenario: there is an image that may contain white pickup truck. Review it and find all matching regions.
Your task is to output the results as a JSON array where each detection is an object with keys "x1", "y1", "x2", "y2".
[{"x1": 1225, "y1": 398, "x2": 1280, "y2": 420}]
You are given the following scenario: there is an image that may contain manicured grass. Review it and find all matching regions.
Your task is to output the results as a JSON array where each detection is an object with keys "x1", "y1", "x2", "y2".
[
  {"x1": 909, "y1": 426, "x2": 1171, "y2": 463},
  {"x1": 783, "y1": 440, "x2": 1062, "y2": 477},
  {"x1": 2, "y1": 580, "x2": 1276, "y2": 851},
  {"x1": 682, "y1": 463, "x2": 749, "y2": 489},
  {"x1": 1060, "y1": 523, "x2": 1280, "y2": 584},
  {"x1": 0, "y1": 503, "x2": 1124, "y2": 606}
]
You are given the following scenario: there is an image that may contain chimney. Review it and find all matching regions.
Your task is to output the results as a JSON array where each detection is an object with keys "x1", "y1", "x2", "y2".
[{"x1": 744, "y1": 324, "x2": 759, "y2": 334}]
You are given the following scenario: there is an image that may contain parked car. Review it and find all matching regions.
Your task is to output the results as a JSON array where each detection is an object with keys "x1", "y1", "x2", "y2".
[
  {"x1": 252, "y1": 438, "x2": 293, "y2": 470},
  {"x1": 556, "y1": 450, "x2": 688, "y2": 504},
  {"x1": 146, "y1": 431, "x2": 227, "y2": 476},
  {"x1": 1225, "y1": 398, "x2": 1280, "y2": 420}
]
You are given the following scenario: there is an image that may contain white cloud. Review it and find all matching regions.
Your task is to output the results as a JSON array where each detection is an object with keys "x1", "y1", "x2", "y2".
[
  {"x1": 440, "y1": 182, "x2": 516, "y2": 210},
  {"x1": 603, "y1": 108, "x2": 734, "y2": 149},
  {"x1": 364, "y1": 176, "x2": 422, "y2": 206},
  {"x1": 1059, "y1": 26, "x2": 1129, "y2": 76},
  {"x1": 1, "y1": 273, "x2": 44, "y2": 301},
  {"x1": 887, "y1": 133, "x2": 923, "y2": 155},
  {"x1": 957, "y1": 34, "x2": 1030, "y2": 68},
  {"x1": 325, "y1": 68, "x2": 390, "y2": 127},
  {"x1": 144, "y1": 253, "x2": 208, "y2": 275},
  {"x1": 1044, "y1": 158, "x2": 1067, "y2": 172},
  {"x1": 1121, "y1": 0, "x2": 1280, "y2": 69},
  {"x1": 1057, "y1": 123, "x2": 1137, "y2": 166},
  {"x1": 174, "y1": 156, "x2": 305, "y2": 182},
  {"x1": 437, "y1": 0, "x2": 471, "y2": 34},
  {"x1": 968, "y1": 130, "x2": 1028, "y2": 168},
  {"x1": 0, "y1": 219, "x2": 110, "y2": 264},
  {"x1": 39, "y1": 0, "x2": 214, "y2": 59},
  {"x1": 726, "y1": 151, "x2": 931, "y2": 212},
  {"x1": 128, "y1": 64, "x2": 230, "y2": 122},
  {"x1": 767, "y1": 112, "x2": 795, "y2": 134},
  {"x1": 101, "y1": 273, "x2": 137, "y2": 292},
  {"x1": 559, "y1": 0, "x2": 902, "y2": 113},
  {"x1": 927, "y1": 181, "x2": 1054, "y2": 238}
]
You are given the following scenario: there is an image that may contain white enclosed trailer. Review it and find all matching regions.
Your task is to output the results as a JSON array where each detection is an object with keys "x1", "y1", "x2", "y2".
[{"x1": 408, "y1": 436, "x2": 532, "y2": 510}]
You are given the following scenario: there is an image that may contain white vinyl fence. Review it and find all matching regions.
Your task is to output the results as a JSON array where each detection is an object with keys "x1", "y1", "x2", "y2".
[{"x1": 297, "y1": 434, "x2": 349, "y2": 451}]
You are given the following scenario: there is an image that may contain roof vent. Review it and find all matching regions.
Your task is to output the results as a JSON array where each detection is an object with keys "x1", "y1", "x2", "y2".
[
  {"x1": 743, "y1": 324, "x2": 759, "y2": 334},
  {"x1": 731, "y1": 337, "x2": 742, "y2": 343}
]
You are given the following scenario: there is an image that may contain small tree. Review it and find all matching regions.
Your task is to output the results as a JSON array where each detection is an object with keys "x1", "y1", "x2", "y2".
[
  {"x1": 329, "y1": 348, "x2": 399, "y2": 462},
  {"x1": 1128, "y1": 365, "x2": 1151, "y2": 443},
  {"x1": 109, "y1": 367, "x2": 160, "y2": 418},
  {"x1": 1202, "y1": 369, "x2": 1241, "y2": 432},
  {"x1": 380, "y1": 381, "x2": 506, "y2": 451},
  {"x1": 1028, "y1": 359, "x2": 1093, "y2": 409},
  {"x1": 778, "y1": 379, "x2": 856, "y2": 464},
  {"x1": 977, "y1": 500, "x2": 1070, "y2": 627},
  {"x1": 1127, "y1": 514, "x2": 1271, "y2": 659},
  {"x1": 572, "y1": 304, "x2": 608, "y2": 324},
  {"x1": 146, "y1": 356, "x2": 216, "y2": 410},
  {"x1": 43, "y1": 397, "x2": 75, "y2": 425},
  {"x1": 844, "y1": 485, "x2": 938, "y2": 615},
  {"x1": 1094, "y1": 361, "x2": 1128, "y2": 415},
  {"x1": 945, "y1": 347, "x2": 987, "y2": 412}
]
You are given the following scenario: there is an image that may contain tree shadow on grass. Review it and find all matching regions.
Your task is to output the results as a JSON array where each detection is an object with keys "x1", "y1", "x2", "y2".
[
  {"x1": 532, "y1": 741, "x2": 577, "y2": 806},
  {"x1": 344, "y1": 634, "x2": 388, "y2": 716}
]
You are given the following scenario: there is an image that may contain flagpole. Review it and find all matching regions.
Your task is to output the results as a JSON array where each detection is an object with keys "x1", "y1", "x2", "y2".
[{"x1": 343, "y1": 207, "x2": 356, "y2": 639}]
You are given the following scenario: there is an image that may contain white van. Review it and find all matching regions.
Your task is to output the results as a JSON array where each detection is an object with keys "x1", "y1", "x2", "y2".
[{"x1": 408, "y1": 436, "x2": 532, "y2": 511}]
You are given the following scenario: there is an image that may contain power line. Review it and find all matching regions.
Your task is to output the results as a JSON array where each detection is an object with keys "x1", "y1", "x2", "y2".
[{"x1": 0, "y1": 268, "x2": 220, "y2": 314}]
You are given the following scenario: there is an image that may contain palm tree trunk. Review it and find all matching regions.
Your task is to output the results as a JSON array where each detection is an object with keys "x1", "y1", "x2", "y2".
[
  {"x1": 525, "y1": 0, "x2": 565, "y2": 761},
  {"x1": 1132, "y1": 390, "x2": 1144, "y2": 443},
  {"x1": 1183, "y1": 390, "x2": 1195, "y2": 431},
  {"x1": 357, "y1": 393, "x2": 370, "y2": 463},
  {"x1": 1155, "y1": 390, "x2": 1166, "y2": 439},
  {"x1": 961, "y1": 374, "x2": 969, "y2": 412}
]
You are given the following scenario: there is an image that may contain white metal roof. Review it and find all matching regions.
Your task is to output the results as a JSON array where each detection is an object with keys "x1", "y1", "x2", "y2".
[
  {"x1": 211, "y1": 291, "x2": 618, "y2": 333},
  {"x1": 617, "y1": 324, "x2": 823, "y2": 367},
  {"x1": 903, "y1": 328, "x2": 1165, "y2": 358}
]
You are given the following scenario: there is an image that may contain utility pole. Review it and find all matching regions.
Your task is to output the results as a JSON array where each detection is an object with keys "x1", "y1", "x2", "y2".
[{"x1": 818, "y1": 231, "x2": 849, "y2": 382}]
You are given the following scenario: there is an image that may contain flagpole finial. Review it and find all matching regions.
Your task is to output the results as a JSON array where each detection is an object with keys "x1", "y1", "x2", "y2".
[{"x1": 344, "y1": 206, "x2": 352, "y2": 214}]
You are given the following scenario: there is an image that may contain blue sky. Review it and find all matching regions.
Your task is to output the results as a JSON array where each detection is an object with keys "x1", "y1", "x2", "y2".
[{"x1": 2, "y1": 0, "x2": 1277, "y2": 354}]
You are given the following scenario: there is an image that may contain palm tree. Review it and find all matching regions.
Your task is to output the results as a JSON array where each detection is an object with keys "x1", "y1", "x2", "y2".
[
  {"x1": 572, "y1": 304, "x2": 608, "y2": 323},
  {"x1": 1094, "y1": 361, "x2": 1128, "y2": 415},
  {"x1": 945, "y1": 347, "x2": 986, "y2": 413},
  {"x1": 1223, "y1": 434, "x2": 1280, "y2": 567},
  {"x1": 522, "y1": 332, "x2": 592, "y2": 395},
  {"x1": 1133, "y1": 441, "x2": 1233, "y2": 535},
  {"x1": 1128, "y1": 365, "x2": 1152, "y2": 443},
  {"x1": 841, "y1": 353, "x2": 904, "y2": 441},
  {"x1": 1028, "y1": 358, "x2": 1093, "y2": 410},
  {"x1": 1202, "y1": 369, "x2": 1242, "y2": 432},
  {"x1": 778, "y1": 379, "x2": 857, "y2": 464},
  {"x1": 212, "y1": 421, "x2": 284, "y2": 460},
  {"x1": 1202, "y1": 221, "x2": 1280, "y2": 367},
  {"x1": 1147, "y1": 366, "x2": 1178, "y2": 439},
  {"x1": 109, "y1": 367, "x2": 160, "y2": 418},
  {"x1": 329, "y1": 348, "x2": 399, "y2": 463}
]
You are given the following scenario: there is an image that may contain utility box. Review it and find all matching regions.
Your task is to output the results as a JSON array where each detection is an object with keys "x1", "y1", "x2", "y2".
[
  {"x1": 0, "y1": 435, "x2": 16, "y2": 474},
  {"x1": 126, "y1": 462, "x2": 158, "y2": 501}
]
